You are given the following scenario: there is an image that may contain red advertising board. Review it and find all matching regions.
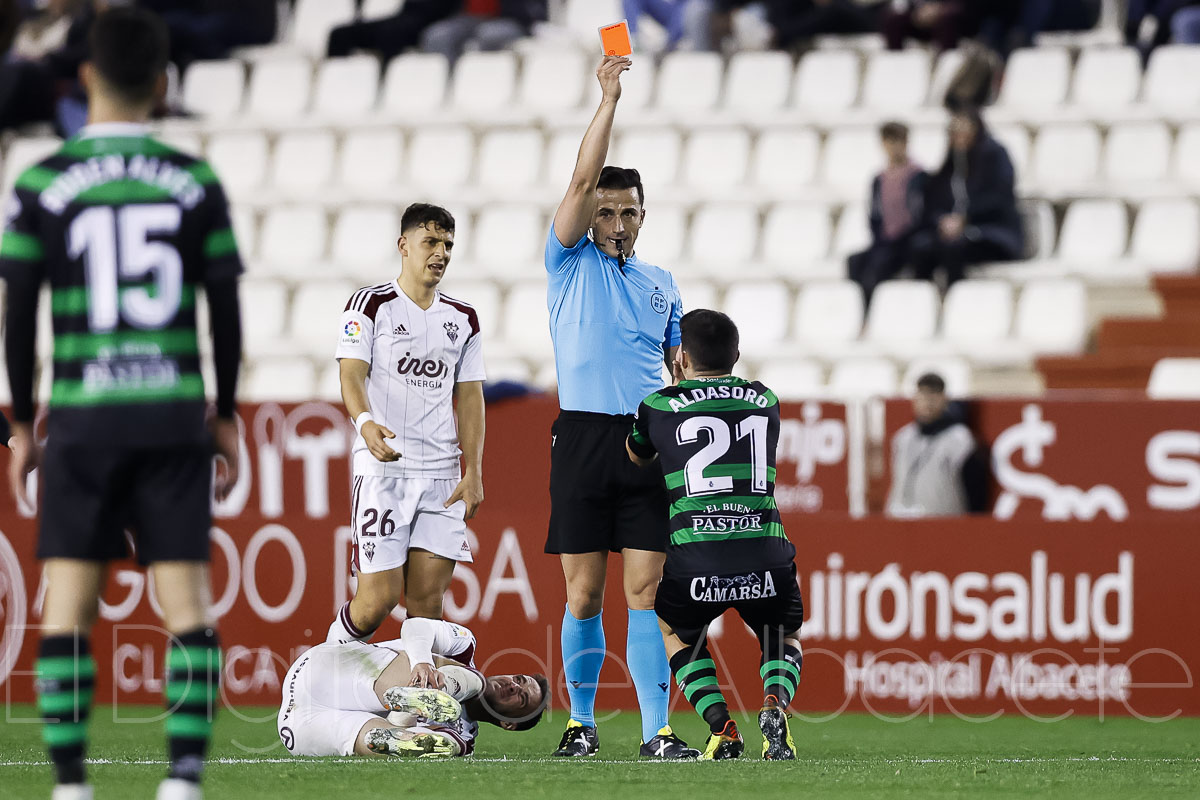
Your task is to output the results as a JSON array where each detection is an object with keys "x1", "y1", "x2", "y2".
[{"x1": 1, "y1": 398, "x2": 1197, "y2": 721}]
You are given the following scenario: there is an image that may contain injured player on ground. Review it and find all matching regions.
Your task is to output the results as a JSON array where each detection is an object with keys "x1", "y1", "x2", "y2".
[{"x1": 278, "y1": 618, "x2": 550, "y2": 758}]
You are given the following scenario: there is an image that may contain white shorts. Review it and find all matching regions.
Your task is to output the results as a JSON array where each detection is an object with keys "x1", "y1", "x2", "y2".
[
  {"x1": 350, "y1": 476, "x2": 472, "y2": 574},
  {"x1": 277, "y1": 642, "x2": 394, "y2": 757}
]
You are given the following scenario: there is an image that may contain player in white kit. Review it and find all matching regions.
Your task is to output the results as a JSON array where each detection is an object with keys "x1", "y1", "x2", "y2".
[
  {"x1": 326, "y1": 203, "x2": 487, "y2": 644},
  {"x1": 279, "y1": 618, "x2": 550, "y2": 758}
]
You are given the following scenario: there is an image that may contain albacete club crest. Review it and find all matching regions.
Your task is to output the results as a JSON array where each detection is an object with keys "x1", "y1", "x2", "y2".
[
  {"x1": 363, "y1": 542, "x2": 375, "y2": 562},
  {"x1": 443, "y1": 321, "x2": 459, "y2": 343}
]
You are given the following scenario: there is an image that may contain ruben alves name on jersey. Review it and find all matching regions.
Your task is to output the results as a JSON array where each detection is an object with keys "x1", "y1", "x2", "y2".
[{"x1": 629, "y1": 376, "x2": 797, "y2": 577}]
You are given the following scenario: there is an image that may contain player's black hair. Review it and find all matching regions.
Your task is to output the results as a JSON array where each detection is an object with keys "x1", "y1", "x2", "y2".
[
  {"x1": 597, "y1": 166, "x2": 645, "y2": 206},
  {"x1": 87, "y1": 7, "x2": 170, "y2": 104},
  {"x1": 680, "y1": 309, "x2": 740, "y2": 374},
  {"x1": 400, "y1": 202, "x2": 455, "y2": 235},
  {"x1": 916, "y1": 372, "x2": 946, "y2": 393},
  {"x1": 470, "y1": 674, "x2": 551, "y2": 732}
]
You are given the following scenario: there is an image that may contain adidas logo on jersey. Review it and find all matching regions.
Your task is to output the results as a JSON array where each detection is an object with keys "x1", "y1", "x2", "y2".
[{"x1": 393, "y1": 324, "x2": 410, "y2": 336}]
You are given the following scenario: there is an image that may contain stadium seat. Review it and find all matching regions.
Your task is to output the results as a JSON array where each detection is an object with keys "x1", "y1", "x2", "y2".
[
  {"x1": 338, "y1": 130, "x2": 404, "y2": 192},
  {"x1": 928, "y1": 49, "x2": 964, "y2": 106},
  {"x1": 518, "y1": 51, "x2": 588, "y2": 113},
  {"x1": 451, "y1": 52, "x2": 517, "y2": 115},
  {"x1": 290, "y1": 0, "x2": 356, "y2": 56},
  {"x1": 1014, "y1": 278, "x2": 1088, "y2": 354},
  {"x1": 861, "y1": 49, "x2": 931, "y2": 112},
  {"x1": 381, "y1": 54, "x2": 449, "y2": 116},
  {"x1": 794, "y1": 281, "x2": 864, "y2": 353},
  {"x1": 821, "y1": 128, "x2": 884, "y2": 196},
  {"x1": 246, "y1": 58, "x2": 312, "y2": 119},
  {"x1": 761, "y1": 204, "x2": 831, "y2": 268},
  {"x1": 290, "y1": 281, "x2": 356, "y2": 355},
  {"x1": 687, "y1": 204, "x2": 759, "y2": 274},
  {"x1": 793, "y1": 50, "x2": 859, "y2": 113},
  {"x1": 614, "y1": 129, "x2": 680, "y2": 190},
  {"x1": 331, "y1": 205, "x2": 401, "y2": 270},
  {"x1": 750, "y1": 130, "x2": 819, "y2": 193},
  {"x1": 901, "y1": 357, "x2": 973, "y2": 397},
  {"x1": 674, "y1": 279, "x2": 718, "y2": 313},
  {"x1": 584, "y1": 57, "x2": 656, "y2": 112},
  {"x1": 473, "y1": 206, "x2": 544, "y2": 278},
  {"x1": 229, "y1": 206, "x2": 258, "y2": 262},
  {"x1": 723, "y1": 51, "x2": 793, "y2": 115},
  {"x1": 316, "y1": 362, "x2": 342, "y2": 402},
  {"x1": 755, "y1": 360, "x2": 824, "y2": 401},
  {"x1": 1056, "y1": 199, "x2": 1128, "y2": 265},
  {"x1": 940, "y1": 280, "x2": 1014, "y2": 349},
  {"x1": 477, "y1": 129, "x2": 545, "y2": 191},
  {"x1": 723, "y1": 282, "x2": 792, "y2": 355},
  {"x1": 259, "y1": 206, "x2": 329, "y2": 271},
  {"x1": 181, "y1": 60, "x2": 244, "y2": 119},
  {"x1": 681, "y1": 129, "x2": 750, "y2": 191},
  {"x1": 1071, "y1": 47, "x2": 1141, "y2": 116},
  {"x1": 1129, "y1": 199, "x2": 1200, "y2": 273},
  {"x1": 312, "y1": 56, "x2": 380, "y2": 118},
  {"x1": 909, "y1": 125, "x2": 947, "y2": 170},
  {"x1": 440, "y1": 281, "x2": 501, "y2": 340},
  {"x1": 244, "y1": 359, "x2": 317, "y2": 402},
  {"x1": 1144, "y1": 45, "x2": 1200, "y2": 116},
  {"x1": 990, "y1": 124, "x2": 1031, "y2": 182},
  {"x1": 563, "y1": 0, "x2": 623, "y2": 43},
  {"x1": 408, "y1": 128, "x2": 474, "y2": 189},
  {"x1": 634, "y1": 205, "x2": 687, "y2": 266},
  {"x1": 205, "y1": 132, "x2": 268, "y2": 198},
  {"x1": 1019, "y1": 198, "x2": 1056, "y2": 260},
  {"x1": 269, "y1": 131, "x2": 336, "y2": 196},
  {"x1": 1103, "y1": 122, "x2": 1171, "y2": 189},
  {"x1": 240, "y1": 281, "x2": 290, "y2": 358},
  {"x1": 997, "y1": 47, "x2": 1071, "y2": 116},
  {"x1": 831, "y1": 204, "x2": 871, "y2": 258},
  {"x1": 1031, "y1": 123, "x2": 1101, "y2": 195},
  {"x1": 1147, "y1": 358, "x2": 1200, "y2": 399},
  {"x1": 156, "y1": 130, "x2": 202, "y2": 157},
  {"x1": 865, "y1": 281, "x2": 940, "y2": 354},
  {"x1": 827, "y1": 358, "x2": 898, "y2": 399},
  {"x1": 501, "y1": 281, "x2": 553, "y2": 358},
  {"x1": 1175, "y1": 124, "x2": 1200, "y2": 189},
  {"x1": 546, "y1": 127, "x2": 587, "y2": 187},
  {"x1": 656, "y1": 52, "x2": 723, "y2": 114}
]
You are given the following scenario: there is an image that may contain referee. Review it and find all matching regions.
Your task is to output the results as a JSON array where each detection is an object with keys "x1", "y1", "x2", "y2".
[{"x1": 544, "y1": 55, "x2": 692, "y2": 760}]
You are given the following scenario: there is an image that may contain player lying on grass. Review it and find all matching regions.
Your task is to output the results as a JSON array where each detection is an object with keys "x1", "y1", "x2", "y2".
[
  {"x1": 627, "y1": 309, "x2": 804, "y2": 761},
  {"x1": 279, "y1": 617, "x2": 549, "y2": 758}
]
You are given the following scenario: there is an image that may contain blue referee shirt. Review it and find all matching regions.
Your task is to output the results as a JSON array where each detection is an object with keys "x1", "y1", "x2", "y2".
[{"x1": 545, "y1": 226, "x2": 683, "y2": 415}]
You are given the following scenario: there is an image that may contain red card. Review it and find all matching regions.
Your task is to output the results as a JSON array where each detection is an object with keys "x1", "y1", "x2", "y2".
[{"x1": 599, "y1": 21, "x2": 633, "y2": 57}]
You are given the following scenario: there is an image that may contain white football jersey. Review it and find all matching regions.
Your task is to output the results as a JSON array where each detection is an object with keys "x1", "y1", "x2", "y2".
[{"x1": 335, "y1": 281, "x2": 486, "y2": 479}]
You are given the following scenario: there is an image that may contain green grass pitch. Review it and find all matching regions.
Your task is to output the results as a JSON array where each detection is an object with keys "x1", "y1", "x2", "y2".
[{"x1": 2, "y1": 706, "x2": 1198, "y2": 799}]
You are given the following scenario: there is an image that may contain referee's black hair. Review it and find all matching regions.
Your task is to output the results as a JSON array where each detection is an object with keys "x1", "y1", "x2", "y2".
[
  {"x1": 680, "y1": 309, "x2": 740, "y2": 374},
  {"x1": 88, "y1": 7, "x2": 170, "y2": 105},
  {"x1": 400, "y1": 202, "x2": 455, "y2": 234},
  {"x1": 597, "y1": 166, "x2": 645, "y2": 206}
]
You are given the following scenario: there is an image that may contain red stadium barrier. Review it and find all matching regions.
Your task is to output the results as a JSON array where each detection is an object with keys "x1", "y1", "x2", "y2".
[{"x1": 1, "y1": 397, "x2": 1197, "y2": 720}]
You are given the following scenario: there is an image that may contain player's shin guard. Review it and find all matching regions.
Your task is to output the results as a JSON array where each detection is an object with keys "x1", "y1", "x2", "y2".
[
  {"x1": 561, "y1": 606, "x2": 605, "y2": 727},
  {"x1": 325, "y1": 601, "x2": 376, "y2": 644},
  {"x1": 626, "y1": 609, "x2": 669, "y2": 742},
  {"x1": 37, "y1": 634, "x2": 95, "y2": 785},
  {"x1": 164, "y1": 628, "x2": 222, "y2": 784},
  {"x1": 758, "y1": 630, "x2": 802, "y2": 708},
  {"x1": 669, "y1": 646, "x2": 730, "y2": 734}
]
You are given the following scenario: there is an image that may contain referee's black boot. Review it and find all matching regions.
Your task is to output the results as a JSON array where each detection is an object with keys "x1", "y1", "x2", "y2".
[
  {"x1": 640, "y1": 725, "x2": 700, "y2": 759},
  {"x1": 552, "y1": 719, "x2": 599, "y2": 757},
  {"x1": 699, "y1": 720, "x2": 744, "y2": 761}
]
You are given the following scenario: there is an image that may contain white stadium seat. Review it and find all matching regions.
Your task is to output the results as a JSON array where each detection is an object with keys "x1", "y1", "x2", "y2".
[
  {"x1": 439, "y1": 281, "x2": 501, "y2": 340},
  {"x1": 681, "y1": 129, "x2": 750, "y2": 190},
  {"x1": 674, "y1": 280, "x2": 718, "y2": 314},
  {"x1": 290, "y1": 0, "x2": 355, "y2": 56},
  {"x1": 546, "y1": 127, "x2": 587, "y2": 187},
  {"x1": 181, "y1": 60, "x2": 244, "y2": 119},
  {"x1": 1103, "y1": 122, "x2": 1171, "y2": 187},
  {"x1": 1071, "y1": 47, "x2": 1141, "y2": 115},
  {"x1": 316, "y1": 362, "x2": 343, "y2": 402},
  {"x1": 1147, "y1": 358, "x2": 1200, "y2": 399},
  {"x1": 865, "y1": 281, "x2": 939, "y2": 353},
  {"x1": 762, "y1": 204, "x2": 831, "y2": 267},
  {"x1": 244, "y1": 359, "x2": 316, "y2": 402},
  {"x1": 794, "y1": 281, "x2": 864, "y2": 351},
  {"x1": 902, "y1": 357, "x2": 973, "y2": 398},
  {"x1": 998, "y1": 47, "x2": 1071, "y2": 115},
  {"x1": 260, "y1": 206, "x2": 328, "y2": 270},
  {"x1": 269, "y1": 131, "x2": 336, "y2": 195},
  {"x1": 724, "y1": 51, "x2": 793, "y2": 114},
  {"x1": 909, "y1": 125, "x2": 947, "y2": 170},
  {"x1": 229, "y1": 207, "x2": 258, "y2": 262},
  {"x1": 861, "y1": 49, "x2": 931, "y2": 112},
  {"x1": 723, "y1": 282, "x2": 792, "y2": 354},
  {"x1": 408, "y1": 128, "x2": 473, "y2": 189},
  {"x1": 331, "y1": 206, "x2": 401, "y2": 268},
  {"x1": 1144, "y1": 45, "x2": 1200, "y2": 115},
  {"x1": 634, "y1": 205, "x2": 687, "y2": 266},
  {"x1": 246, "y1": 58, "x2": 312, "y2": 119},
  {"x1": 338, "y1": 130, "x2": 404, "y2": 191},
  {"x1": 290, "y1": 281, "x2": 356, "y2": 355},
  {"x1": 751, "y1": 130, "x2": 819, "y2": 192},
  {"x1": 1021, "y1": 199, "x2": 1057, "y2": 260},
  {"x1": 501, "y1": 281, "x2": 552, "y2": 358},
  {"x1": 1129, "y1": 199, "x2": 1200, "y2": 273},
  {"x1": 793, "y1": 50, "x2": 859, "y2": 113},
  {"x1": 657, "y1": 52, "x2": 723, "y2": 113},
  {"x1": 451, "y1": 52, "x2": 517, "y2": 115},
  {"x1": 928, "y1": 49, "x2": 964, "y2": 106},
  {"x1": 1056, "y1": 199, "x2": 1128, "y2": 264},
  {"x1": 941, "y1": 280, "x2": 1014, "y2": 347},
  {"x1": 382, "y1": 54, "x2": 449, "y2": 116},
  {"x1": 990, "y1": 124, "x2": 1031, "y2": 181},
  {"x1": 687, "y1": 204, "x2": 759, "y2": 273},
  {"x1": 473, "y1": 206, "x2": 544, "y2": 277},
  {"x1": 827, "y1": 358, "x2": 898, "y2": 399},
  {"x1": 563, "y1": 0, "x2": 623, "y2": 43},
  {"x1": 1175, "y1": 124, "x2": 1200, "y2": 189},
  {"x1": 1014, "y1": 279, "x2": 1088, "y2": 354},
  {"x1": 821, "y1": 128, "x2": 884, "y2": 195},
  {"x1": 1031, "y1": 123, "x2": 1101, "y2": 193},
  {"x1": 477, "y1": 129, "x2": 544, "y2": 190},
  {"x1": 312, "y1": 56, "x2": 380, "y2": 118},
  {"x1": 156, "y1": 130, "x2": 202, "y2": 157},
  {"x1": 756, "y1": 360, "x2": 824, "y2": 401},
  {"x1": 584, "y1": 57, "x2": 656, "y2": 112},
  {"x1": 240, "y1": 281, "x2": 290, "y2": 358},
  {"x1": 518, "y1": 51, "x2": 588, "y2": 113},
  {"x1": 205, "y1": 132, "x2": 268, "y2": 198},
  {"x1": 832, "y1": 203, "x2": 871, "y2": 258},
  {"x1": 615, "y1": 129, "x2": 680, "y2": 191}
]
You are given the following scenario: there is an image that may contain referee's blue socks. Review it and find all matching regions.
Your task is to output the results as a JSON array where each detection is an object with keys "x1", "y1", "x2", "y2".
[
  {"x1": 561, "y1": 606, "x2": 605, "y2": 727},
  {"x1": 627, "y1": 609, "x2": 670, "y2": 742}
]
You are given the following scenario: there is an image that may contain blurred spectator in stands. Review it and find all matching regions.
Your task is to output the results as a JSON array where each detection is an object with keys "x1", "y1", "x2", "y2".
[
  {"x1": 420, "y1": 0, "x2": 546, "y2": 64},
  {"x1": 327, "y1": 0, "x2": 458, "y2": 63},
  {"x1": 847, "y1": 121, "x2": 929, "y2": 307},
  {"x1": 622, "y1": 0, "x2": 711, "y2": 51},
  {"x1": 886, "y1": 373, "x2": 990, "y2": 518},
  {"x1": 709, "y1": 0, "x2": 880, "y2": 52},
  {"x1": 142, "y1": 0, "x2": 276, "y2": 69},
  {"x1": 975, "y1": 0, "x2": 1099, "y2": 56},
  {"x1": 1126, "y1": 0, "x2": 1200, "y2": 57},
  {"x1": 883, "y1": 1, "x2": 972, "y2": 51},
  {"x1": 910, "y1": 107, "x2": 1022, "y2": 288},
  {"x1": 0, "y1": 0, "x2": 57, "y2": 132},
  {"x1": 941, "y1": 40, "x2": 1000, "y2": 111}
]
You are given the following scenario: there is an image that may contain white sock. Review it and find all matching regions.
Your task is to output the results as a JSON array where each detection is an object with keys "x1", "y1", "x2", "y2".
[{"x1": 325, "y1": 602, "x2": 373, "y2": 644}]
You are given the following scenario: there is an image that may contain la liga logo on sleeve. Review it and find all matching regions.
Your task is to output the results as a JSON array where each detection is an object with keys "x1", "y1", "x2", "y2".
[{"x1": 341, "y1": 320, "x2": 363, "y2": 344}]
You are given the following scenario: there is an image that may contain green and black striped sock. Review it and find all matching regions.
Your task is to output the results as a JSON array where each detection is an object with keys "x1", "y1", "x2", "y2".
[
  {"x1": 760, "y1": 642, "x2": 803, "y2": 708},
  {"x1": 669, "y1": 646, "x2": 730, "y2": 734},
  {"x1": 36, "y1": 634, "x2": 94, "y2": 785},
  {"x1": 164, "y1": 628, "x2": 222, "y2": 783}
]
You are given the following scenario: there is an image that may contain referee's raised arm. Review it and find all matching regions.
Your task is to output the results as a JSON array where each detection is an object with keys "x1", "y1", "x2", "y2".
[{"x1": 552, "y1": 55, "x2": 630, "y2": 248}]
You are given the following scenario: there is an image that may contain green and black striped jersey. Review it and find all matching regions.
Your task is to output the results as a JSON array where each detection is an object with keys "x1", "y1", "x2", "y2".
[
  {"x1": 629, "y1": 376, "x2": 797, "y2": 577},
  {"x1": 0, "y1": 124, "x2": 242, "y2": 445}
]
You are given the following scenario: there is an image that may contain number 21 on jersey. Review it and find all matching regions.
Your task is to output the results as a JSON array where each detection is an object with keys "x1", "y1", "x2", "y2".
[{"x1": 676, "y1": 414, "x2": 768, "y2": 497}]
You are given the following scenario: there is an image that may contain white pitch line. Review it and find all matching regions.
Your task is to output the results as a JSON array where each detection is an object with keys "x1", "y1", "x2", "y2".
[{"x1": 0, "y1": 756, "x2": 1197, "y2": 767}]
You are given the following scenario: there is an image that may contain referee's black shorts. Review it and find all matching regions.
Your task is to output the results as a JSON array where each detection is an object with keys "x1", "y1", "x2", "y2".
[
  {"x1": 545, "y1": 410, "x2": 669, "y2": 555},
  {"x1": 38, "y1": 441, "x2": 214, "y2": 565}
]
